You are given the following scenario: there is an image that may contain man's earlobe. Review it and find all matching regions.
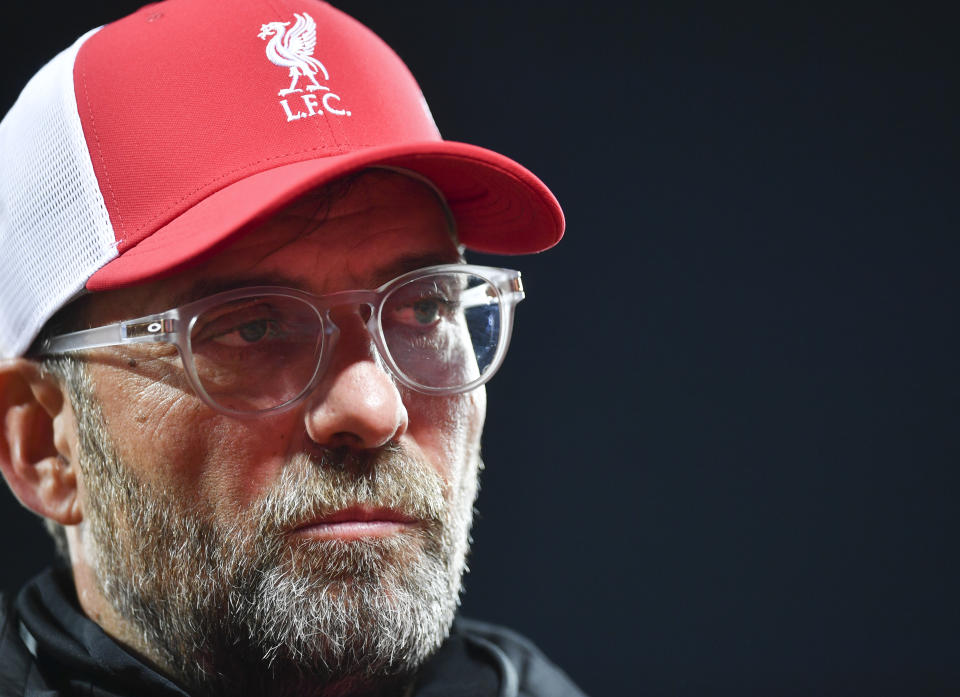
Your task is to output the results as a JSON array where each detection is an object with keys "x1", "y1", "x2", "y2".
[{"x1": 0, "y1": 359, "x2": 82, "y2": 525}]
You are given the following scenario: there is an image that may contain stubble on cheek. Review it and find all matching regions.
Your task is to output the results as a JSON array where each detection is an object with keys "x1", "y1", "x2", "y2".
[{"x1": 406, "y1": 387, "x2": 485, "y2": 485}]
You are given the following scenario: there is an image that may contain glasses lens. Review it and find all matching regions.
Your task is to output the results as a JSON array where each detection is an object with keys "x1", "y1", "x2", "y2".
[
  {"x1": 189, "y1": 294, "x2": 324, "y2": 413},
  {"x1": 381, "y1": 271, "x2": 503, "y2": 390}
]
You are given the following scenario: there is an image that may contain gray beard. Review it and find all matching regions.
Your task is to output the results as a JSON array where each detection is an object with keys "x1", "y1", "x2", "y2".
[{"x1": 75, "y1": 401, "x2": 478, "y2": 697}]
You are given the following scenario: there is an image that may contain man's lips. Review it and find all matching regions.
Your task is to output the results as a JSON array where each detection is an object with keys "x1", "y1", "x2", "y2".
[{"x1": 291, "y1": 506, "x2": 418, "y2": 541}]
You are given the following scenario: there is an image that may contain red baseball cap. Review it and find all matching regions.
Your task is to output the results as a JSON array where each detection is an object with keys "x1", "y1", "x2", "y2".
[{"x1": 0, "y1": 0, "x2": 563, "y2": 357}]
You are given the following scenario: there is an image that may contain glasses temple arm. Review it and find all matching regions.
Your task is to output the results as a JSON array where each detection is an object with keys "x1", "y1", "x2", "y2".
[
  {"x1": 39, "y1": 317, "x2": 177, "y2": 355},
  {"x1": 459, "y1": 282, "x2": 524, "y2": 310}
]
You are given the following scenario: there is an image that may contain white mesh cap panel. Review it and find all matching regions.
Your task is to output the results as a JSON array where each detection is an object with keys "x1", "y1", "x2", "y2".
[{"x1": 0, "y1": 27, "x2": 117, "y2": 358}]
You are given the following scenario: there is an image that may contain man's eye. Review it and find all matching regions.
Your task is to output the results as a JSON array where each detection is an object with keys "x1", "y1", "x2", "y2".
[
  {"x1": 391, "y1": 297, "x2": 450, "y2": 327},
  {"x1": 412, "y1": 299, "x2": 441, "y2": 325},
  {"x1": 213, "y1": 319, "x2": 279, "y2": 346},
  {"x1": 238, "y1": 320, "x2": 272, "y2": 342}
]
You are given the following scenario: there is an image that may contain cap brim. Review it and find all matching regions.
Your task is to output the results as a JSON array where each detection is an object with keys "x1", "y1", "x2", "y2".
[{"x1": 87, "y1": 141, "x2": 564, "y2": 291}]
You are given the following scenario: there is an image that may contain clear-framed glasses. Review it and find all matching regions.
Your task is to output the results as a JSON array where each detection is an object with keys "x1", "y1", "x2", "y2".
[{"x1": 37, "y1": 264, "x2": 524, "y2": 417}]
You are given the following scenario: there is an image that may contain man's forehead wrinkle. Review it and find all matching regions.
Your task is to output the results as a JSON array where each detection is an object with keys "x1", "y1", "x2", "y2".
[
  {"x1": 247, "y1": 201, "x2": 449, "y2": 273},
  {"x1": 278, "y1": 180, "x2": 440, "y2": 232},
  {"x1": 165, "y1": 251, "x2": 458, "y2": 311}
]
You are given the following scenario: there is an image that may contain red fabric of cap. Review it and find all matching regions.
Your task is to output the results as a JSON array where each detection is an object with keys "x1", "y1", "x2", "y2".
[{"x1": 71, "y1": 0, "x2": 563, "y2": 291}]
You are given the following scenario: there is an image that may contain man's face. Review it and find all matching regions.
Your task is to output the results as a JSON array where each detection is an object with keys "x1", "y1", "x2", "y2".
[{"x1": 68, "y1": 171, "x2": 486, "y2": 694}]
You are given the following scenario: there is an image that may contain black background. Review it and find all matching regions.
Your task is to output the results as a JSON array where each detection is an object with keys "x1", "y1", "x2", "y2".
[{"x1": 2, "y1": 2, "x2": 958, "y2": 695}]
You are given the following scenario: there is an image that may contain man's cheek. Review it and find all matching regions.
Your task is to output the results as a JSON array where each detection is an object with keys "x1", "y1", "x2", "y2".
[
  {"x1": 195, "y1": 419, "x2": 295, "y2": 514},
  {"x1": 406, "y1": 390, "x2": 485, "y2": 482}
]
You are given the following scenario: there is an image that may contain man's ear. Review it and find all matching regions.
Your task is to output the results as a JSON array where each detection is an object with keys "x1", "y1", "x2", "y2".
[{"x1": 0, "y1": 359, "x2": 82, "y2": 525}]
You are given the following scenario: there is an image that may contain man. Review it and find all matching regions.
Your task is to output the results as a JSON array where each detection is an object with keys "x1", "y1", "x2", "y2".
[{"x1": 0, "y1": 1, "x2": 583, "y2": 696}]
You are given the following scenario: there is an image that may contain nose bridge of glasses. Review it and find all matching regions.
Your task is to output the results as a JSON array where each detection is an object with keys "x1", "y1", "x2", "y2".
[
  {"x1": 317, "y1": 288, "x2": 379, "y2": 328},
  {"x1": 313, "y1": 290, "x2": 395, "y2": 380}
]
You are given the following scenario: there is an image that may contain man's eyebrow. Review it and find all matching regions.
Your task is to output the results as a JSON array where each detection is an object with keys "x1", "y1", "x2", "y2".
[
  {"x1": 373, "y1": 252, "x2": 464, "y2": 284},
  {"x1": 169, "y1": 274, "x2": 296, "y2": 308},
  {"x1": 167, "y1": 253, "x2": 462, "y2": 308}
]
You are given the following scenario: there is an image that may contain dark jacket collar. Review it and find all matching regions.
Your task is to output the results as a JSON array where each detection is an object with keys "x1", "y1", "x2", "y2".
[{"x1": 13, "y1": 566, "x2": 190, "y2": 696}]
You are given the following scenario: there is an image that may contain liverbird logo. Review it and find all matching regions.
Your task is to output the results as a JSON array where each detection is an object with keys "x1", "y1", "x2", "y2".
[
  {"x1": 258, "y1": 12, "x2": 329, "y2": 96},
  {"x1": 257, "y1": 12, "x2": 352, "y2": 122}
]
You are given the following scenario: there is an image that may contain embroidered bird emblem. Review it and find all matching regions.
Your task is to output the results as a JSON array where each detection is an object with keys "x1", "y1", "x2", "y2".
[{"x1": 258, "y1": 13, "x2": 330, "y2": 97}]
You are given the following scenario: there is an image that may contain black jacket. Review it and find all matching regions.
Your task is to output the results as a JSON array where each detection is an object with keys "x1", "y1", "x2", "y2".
[{"x1": 0, "y1": 569, "x2": 585, "y2": 697}]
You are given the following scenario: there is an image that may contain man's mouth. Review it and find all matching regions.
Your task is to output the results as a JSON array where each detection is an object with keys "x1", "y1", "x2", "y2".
[{"x1": 291, "y1": 506, "x2": 419, "y2": 541}]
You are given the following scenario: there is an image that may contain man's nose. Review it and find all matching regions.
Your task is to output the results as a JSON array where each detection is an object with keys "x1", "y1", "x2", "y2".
[{"x1": 302, "y1": 312, "x2": 408, "y2": 450}]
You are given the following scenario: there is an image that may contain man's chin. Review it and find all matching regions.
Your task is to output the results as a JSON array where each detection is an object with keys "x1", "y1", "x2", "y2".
[
  {"x1": 280, "y1": 528, "x2": 437, "y2": 582},
  {"x1": 209, "y1": 525, "x2": 456, "y2": 676}
]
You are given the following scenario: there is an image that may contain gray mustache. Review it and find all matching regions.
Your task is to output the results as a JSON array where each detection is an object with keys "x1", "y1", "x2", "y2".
[{"x1": 250, "y1": 446, "x2": 448, "y2": 535}]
